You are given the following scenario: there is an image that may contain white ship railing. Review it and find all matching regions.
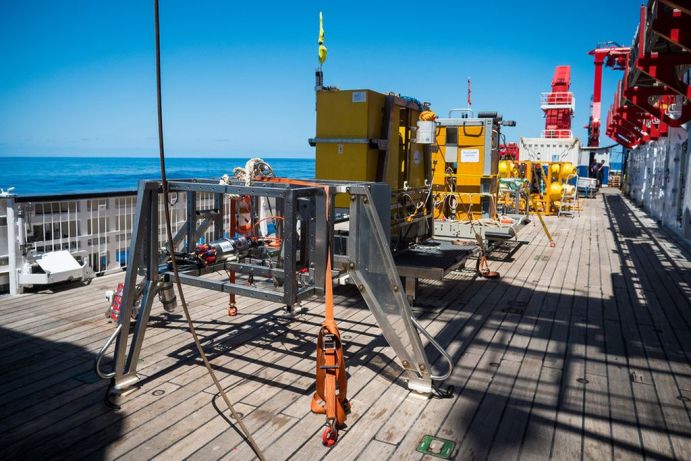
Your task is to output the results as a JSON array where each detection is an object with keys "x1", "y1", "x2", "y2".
[
  {"x1": 0, "y1": 187, "x2": 232, "y2": 295},
  {"x1": 540, "y1": 129, "x2": 574, "y2": 138},
  {"x1": 540, "y1": 92, "x2": 576, "y2": 112}
]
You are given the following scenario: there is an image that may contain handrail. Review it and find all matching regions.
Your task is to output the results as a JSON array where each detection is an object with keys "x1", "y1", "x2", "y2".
[
  {"x1": 448, "y1": 108, "x2": 473, "y2": 118},
  {"x1": 409, "y1": 316, "x2": 454, "y2": 381},
  {"x1": 5, "y1": 185, "x2": 226, "y2": 293},
  {"x1": 95, "y1": 324, "x2": 122, "y2": 379}
]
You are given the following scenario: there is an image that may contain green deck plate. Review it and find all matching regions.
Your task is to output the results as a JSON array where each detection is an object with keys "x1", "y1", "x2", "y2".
[{"x1": 416, "y1": 434, "x2": 455, "y2": 459}]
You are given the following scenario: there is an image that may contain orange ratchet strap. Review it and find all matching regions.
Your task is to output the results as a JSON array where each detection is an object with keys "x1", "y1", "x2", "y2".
[
  {"x1": 228, "y1": 196, "x2": 238, "y2": 316},
  {"x1": 259, "y1": 177, "x2": 349, "y2": 445}
]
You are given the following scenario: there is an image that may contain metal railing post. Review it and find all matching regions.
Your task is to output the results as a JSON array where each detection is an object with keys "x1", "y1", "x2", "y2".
[{"x1": 6, "y1": 196, "x2": 19, "y2": 295}]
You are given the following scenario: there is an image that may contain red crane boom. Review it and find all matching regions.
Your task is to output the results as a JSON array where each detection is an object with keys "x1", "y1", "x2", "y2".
[
  {"x1": 541, "y1": 65, "x2": 575, "y2": 138},
  {"x1": 586, "y1": 43, "x2": 630, "y2": 147}
]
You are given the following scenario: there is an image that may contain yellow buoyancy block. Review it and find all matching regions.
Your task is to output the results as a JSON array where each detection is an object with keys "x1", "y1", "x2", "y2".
[
  {"x1": 560, "y1": 162, "x2": 575, "y2": 178},
  {"x1": 498, "y1": 160, "x2": 514, "y2": 178},
  {"x1": 548, "y1": 182, "x2": 563, "y2": 202},
  {"x1": 550, "y1": 163, "x2": 561, "y2": 177}
]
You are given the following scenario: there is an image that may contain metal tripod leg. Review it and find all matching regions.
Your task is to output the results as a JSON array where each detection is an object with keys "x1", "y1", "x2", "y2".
[
  {"x1": 108, "y1": 181, "x2": 160, "y2": 393},
  {"x1": 347, "y1": 186, "x2": 451, "y2": 395}
]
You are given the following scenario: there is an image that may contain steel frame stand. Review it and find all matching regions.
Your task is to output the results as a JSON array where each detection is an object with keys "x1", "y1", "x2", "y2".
[{"x1": 99, "y1": 179, "x2": 448, "y2": 401}]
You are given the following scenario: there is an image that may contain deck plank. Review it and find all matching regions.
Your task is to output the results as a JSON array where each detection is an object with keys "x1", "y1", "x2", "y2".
[
  {"x1": 603, "y1": 192, "x2": 678, "y2": 460},
  {"x1": 389, "y1": 220, "x2": 545, "y2": 460},
  {"x1": 451, "y1": 234, "x2": 556, "y2": 458},
  {"x1": 488, "y1": 211, "x2": 580, "y2": 460},
  {"x1": 582, "y1": 197, "x2": 614, "y2": 460},
  {"x1": 600, "y1": 197, "x2": 645, "y2": 461},
  {"x1": 547, "y1": 199, "x2": 591, "y2": 461},
  {"x1": 518, "y1": 195, "x2": 590, "y2": 459}
]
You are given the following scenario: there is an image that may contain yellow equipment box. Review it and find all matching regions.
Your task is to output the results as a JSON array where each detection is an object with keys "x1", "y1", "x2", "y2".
[
  {"x1": 311, "y1": 88, "x2": 432, "y2": 249},
  {"x1": 314, "y1": 89, "x2": 385, "y2": 186},
  {"x1": 313, "y1": 89, "x2": 427, "y2": 195}
]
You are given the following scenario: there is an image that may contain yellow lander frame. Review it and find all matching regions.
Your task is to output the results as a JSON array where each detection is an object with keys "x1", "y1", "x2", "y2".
[
  {"x1": 431, "y1": 114, "x2": 529, "y2": 243},
  {"x1": 517, "y1": 161, "x2": 579, "y2": 216}
]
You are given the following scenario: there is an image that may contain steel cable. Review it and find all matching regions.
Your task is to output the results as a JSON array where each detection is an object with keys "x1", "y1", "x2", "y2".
[{"x1": 153, "y1": 1, "x2": 266, "y2": 459}]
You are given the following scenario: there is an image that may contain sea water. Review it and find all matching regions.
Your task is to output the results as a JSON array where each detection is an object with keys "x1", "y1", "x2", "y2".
[{"x1": 0, "y1": 157, "x2": 315, "y2": 196}]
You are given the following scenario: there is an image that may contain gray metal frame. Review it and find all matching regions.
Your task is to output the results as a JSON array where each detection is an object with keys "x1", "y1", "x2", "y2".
[
  {"x1": 102, "y1": 179, "x2": 327, "y2": 392},
  {"x1": 98, "y1": 178, "x2": 447, "y2": 397}
]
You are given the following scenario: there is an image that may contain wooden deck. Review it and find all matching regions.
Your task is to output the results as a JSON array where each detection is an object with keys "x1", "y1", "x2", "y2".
[{"x1": 1, "y1": 189, "x2": 690, "y2": 460}]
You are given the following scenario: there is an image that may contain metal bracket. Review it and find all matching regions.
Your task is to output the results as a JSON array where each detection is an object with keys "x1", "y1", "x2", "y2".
[{"x1": 347, "y1": 185, "x2": 450, "y2": 394}]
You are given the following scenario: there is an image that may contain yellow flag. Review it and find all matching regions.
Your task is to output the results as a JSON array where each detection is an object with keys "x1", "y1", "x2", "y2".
[{"x1": 318, "y1": 12, "x2": 327, "y2": 65}]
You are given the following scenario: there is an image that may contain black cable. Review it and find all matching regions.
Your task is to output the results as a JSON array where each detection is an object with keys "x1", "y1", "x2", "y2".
[{"x1": 152, "y1": 2, "x2": 265, "y2": 459}]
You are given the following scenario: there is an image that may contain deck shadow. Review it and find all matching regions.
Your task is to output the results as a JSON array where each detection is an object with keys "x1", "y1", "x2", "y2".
[
  {"x1": 436, "y1": 193, "x2": 691, "y2": 460},
  {"x1": 0, "y1": 326, "x2": 122, "y2": 459}
]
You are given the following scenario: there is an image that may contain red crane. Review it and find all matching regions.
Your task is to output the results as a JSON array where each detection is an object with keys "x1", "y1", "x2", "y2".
[
  {"x1": 595, "y1": 2, "x2": 691, "y2": 150},
  {"x1": 586, "y1": 43, "x2": 630, "y2": 147},
  {"x1": 541, "y1": 66, "x2": 575, "y2": 138}
]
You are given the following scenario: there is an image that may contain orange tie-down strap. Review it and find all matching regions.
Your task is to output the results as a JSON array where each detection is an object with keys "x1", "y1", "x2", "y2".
[{"x1": 258, "y1": 177, "x2": 350, "y2": 445}]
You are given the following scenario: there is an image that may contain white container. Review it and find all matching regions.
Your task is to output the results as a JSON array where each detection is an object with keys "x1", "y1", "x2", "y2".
[
  {"x1": 519, "y1": 136, "x2": 581, "y2": 165},
  {"x1": 416, "y1": 120, "x2": 436, "y2": 144}
]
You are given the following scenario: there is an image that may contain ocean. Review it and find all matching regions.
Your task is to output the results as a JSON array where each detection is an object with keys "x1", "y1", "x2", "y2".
[{"x1": 0, "y1": 157, "x2": 315, "y2": 197}]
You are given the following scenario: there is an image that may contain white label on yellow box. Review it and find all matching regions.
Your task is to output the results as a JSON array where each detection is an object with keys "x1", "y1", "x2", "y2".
[
  {"x1": 460, "y1": 148, "x2": 480, "y2": 163},
  {"x1": 352, "y1": 91, "x2": 367, "y2": 103}
]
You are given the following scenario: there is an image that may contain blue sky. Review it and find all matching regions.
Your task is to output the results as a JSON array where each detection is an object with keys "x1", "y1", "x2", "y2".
[{"x1": 0, "y1": 1, "x2": 640, "y2": 157}]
